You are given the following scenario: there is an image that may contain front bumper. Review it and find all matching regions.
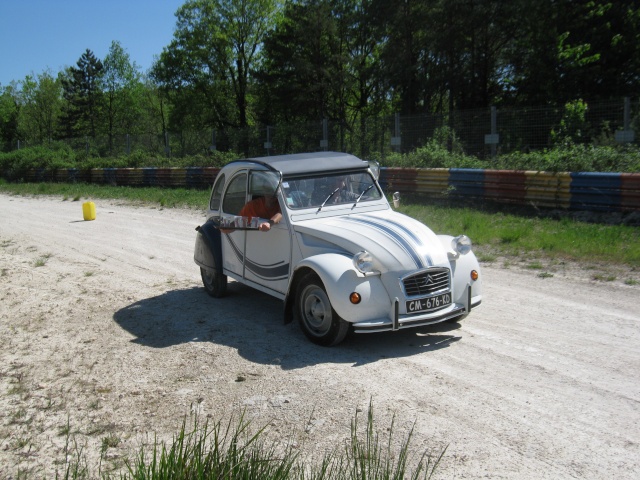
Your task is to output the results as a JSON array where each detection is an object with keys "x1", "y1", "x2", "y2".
[{"x1": 352, "y1": 284, "x2": 481, "y2": 334}]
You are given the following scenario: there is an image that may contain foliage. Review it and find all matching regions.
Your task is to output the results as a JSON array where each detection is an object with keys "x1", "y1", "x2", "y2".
[
  {"x1": 551, "y1": 99, "x2": 589, "y2": 145},
  {"x1": 1, "y1": 0, "x2": 640, "y2": 162},
  {"x1": 0, "y1": 143, "x2": 78, "y2": 176},
  {"x1": 60, "y1": 49, "x2": 104, "y2": 138},
  {"x1": 48, "y1": 404, "x2": 444, "y2": 479},
  {"x1": 494, "y1": 143, "x2": 640, "y2": 172},
  {"x1": 380, "y1": 127, "x2": 485, "y2": 169}
]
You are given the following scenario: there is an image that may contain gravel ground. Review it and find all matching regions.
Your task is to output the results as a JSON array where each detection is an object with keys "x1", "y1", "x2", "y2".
[{"x1": 1, "y1": 193, "x2": 639, "y2": 479}]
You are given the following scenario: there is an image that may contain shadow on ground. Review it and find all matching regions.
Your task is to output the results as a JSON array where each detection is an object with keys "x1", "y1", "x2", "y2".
[{"x1": 113, "y1": 282, "x2": 462, "y2": 370}]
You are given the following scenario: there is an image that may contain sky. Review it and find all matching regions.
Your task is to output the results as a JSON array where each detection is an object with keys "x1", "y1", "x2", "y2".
[{"x1": 0, "y1": 0, "x2": 185, "y2": 87}]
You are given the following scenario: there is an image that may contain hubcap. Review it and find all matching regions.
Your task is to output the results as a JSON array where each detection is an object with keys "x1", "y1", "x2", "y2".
[{"x1": 302, "y1": 286, "x2": 332, "y2": 336}]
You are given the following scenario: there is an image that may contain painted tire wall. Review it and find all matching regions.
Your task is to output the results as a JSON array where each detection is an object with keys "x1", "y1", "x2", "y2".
[{"x1": 16, "y1": 166, "x2": 640, "y2": 212}]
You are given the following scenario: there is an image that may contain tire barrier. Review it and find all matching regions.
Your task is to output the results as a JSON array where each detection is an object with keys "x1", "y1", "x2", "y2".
[
  {"x1": 12, "y1": 166, "x2": 640, "y2": 212},
  {"x1": 379, "y1": 168, "x2": 639, "y2": 212}
]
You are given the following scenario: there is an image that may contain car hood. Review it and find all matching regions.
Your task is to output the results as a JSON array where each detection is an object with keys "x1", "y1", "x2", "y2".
[{"x1": 293, "y1": 211, "x2": 450, "y2": 272}]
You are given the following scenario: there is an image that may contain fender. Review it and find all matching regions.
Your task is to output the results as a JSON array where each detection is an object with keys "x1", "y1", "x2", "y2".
[
  {"x1": 194, "y1": 219, "x2": 223, "y2": 272},
  {"x1": 438, "y1": 235, "x2": 483, "y2": 308},
  {"x1": 284, "y1": 253, "x2": 391, "y2": 325}
]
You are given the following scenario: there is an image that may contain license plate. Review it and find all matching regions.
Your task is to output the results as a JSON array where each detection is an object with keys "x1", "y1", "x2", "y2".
[{"x1": 406, "y1": 292, "x2": 451, "y2": 314}]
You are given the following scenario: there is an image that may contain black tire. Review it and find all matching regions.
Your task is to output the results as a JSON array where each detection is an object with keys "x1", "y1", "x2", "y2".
[
  {"x1": 295, "y1": 273, "x2": 349, "y2": 346},
  {"x1": 200, "y1": 267, "x2": 227, "y2": 298}
]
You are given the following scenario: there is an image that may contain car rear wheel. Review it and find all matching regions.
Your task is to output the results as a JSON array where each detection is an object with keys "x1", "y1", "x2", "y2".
[
  {"x1": 296, "y1": 273, "x2": 349, "y2": 346},
  {"x1": 200, "y1": 267, "x2": 227, "y2": 298}
]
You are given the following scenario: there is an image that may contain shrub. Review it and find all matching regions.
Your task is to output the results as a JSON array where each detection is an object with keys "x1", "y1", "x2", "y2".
[
  {"x1": 495, "y1": 144, "x2": 640, "y2": 172},
  {"x1": 0, "y1": 142, "x2": 77, "y2": 179}
]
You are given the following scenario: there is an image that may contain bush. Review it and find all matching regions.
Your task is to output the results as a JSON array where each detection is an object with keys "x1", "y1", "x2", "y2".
[
  {"x1": 495, "y1": 144, "x2": 640, "y2": 172},
  {"x1": 0, "y1": 142, "x2": 78, "y2": 179}
]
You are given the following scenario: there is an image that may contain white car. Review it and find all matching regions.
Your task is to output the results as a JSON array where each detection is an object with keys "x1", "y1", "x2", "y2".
[{"x1": 194, "y1": 152, "x2": 482, "y2": 346}]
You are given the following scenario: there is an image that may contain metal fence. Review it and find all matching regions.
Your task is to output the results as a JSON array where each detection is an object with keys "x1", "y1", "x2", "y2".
[{"x1": 5, "y1": 98, "x2": 637, "y2": 159}]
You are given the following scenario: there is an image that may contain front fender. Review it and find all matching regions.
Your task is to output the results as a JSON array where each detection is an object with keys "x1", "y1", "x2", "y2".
[
  {"x1": 194, "y1": 220, "x2": 223, "y2": 271},
  {"x1": 438, "y1": 235, "x2": 482, "y2": 307},
  {"x1": 287, "y1": 253, "x2": 391, "y2": 324}
]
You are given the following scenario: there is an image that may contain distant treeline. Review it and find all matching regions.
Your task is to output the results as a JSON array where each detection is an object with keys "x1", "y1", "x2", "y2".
[{"x1": 1, "y1": 0, "x2": 639, "y2": 162}]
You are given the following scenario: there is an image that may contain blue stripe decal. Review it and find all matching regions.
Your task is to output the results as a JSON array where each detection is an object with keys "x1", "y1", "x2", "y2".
[
  {"x1": 344, "y1": 217, "x2": 424, "y2": 268},
  {"x1": 361, "y1": 215, "x2": 433, "y2": 266},
  {"x1": 245, "y1": 258, "x2": 290, "y2": 280},
  {"x1": 224, "y1": 234, "x2": 289, "y2": 280}
]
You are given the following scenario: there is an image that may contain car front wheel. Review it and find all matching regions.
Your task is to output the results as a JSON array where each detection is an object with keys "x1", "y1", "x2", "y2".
[
  {"x1": 295, "y1": 273, "x2": 349, "y2": 346},
  {"x1": 200, "y1": 267, "x2": 227, "y2": 298}
]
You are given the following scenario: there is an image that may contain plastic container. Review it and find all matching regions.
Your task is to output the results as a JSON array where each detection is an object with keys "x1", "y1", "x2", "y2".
[{"x1": 82, "y1": 201, "x2": 96, "y2": 221}]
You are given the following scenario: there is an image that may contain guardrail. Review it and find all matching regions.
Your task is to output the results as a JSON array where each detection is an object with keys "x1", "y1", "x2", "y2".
[{"x1": 14, "y1": 166, "x2": 640, "y2": 212}]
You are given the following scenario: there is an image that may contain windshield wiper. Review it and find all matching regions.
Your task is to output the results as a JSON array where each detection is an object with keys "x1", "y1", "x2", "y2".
[
  {"x1": 352, "y1": 184, "x2": 375, "y2": 209},
  {"x1": 317, "y1": 187, "x2": 341, "y2": 213}
]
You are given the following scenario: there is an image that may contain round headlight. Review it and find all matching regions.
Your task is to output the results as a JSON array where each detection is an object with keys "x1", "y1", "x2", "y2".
[
  {"x1": 452, "y1": 235, "x2": 472, "y2": 255},
  {"x1": 353, "y1": 251, "x2": 374, "y2": 273}
]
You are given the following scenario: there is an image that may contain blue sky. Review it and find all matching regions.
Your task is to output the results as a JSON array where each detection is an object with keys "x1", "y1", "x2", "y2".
[{"x1": 0, "y1": 0, "x2": 185, "y2": 87}]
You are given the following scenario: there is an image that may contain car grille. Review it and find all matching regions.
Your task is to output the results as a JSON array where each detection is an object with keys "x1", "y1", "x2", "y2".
[{"x1": 402, "y1": 268, "x2": 450, "y2": 297}]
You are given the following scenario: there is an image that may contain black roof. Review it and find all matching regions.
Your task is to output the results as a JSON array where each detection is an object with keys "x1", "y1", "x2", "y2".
[{"x1": 243, "y1": 151, "x2": 369, "y2": 176}]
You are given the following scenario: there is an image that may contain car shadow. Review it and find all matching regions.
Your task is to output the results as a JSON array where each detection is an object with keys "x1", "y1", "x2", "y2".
[{"x1": 113, "y1": 283, "x2": 462, "y2": 370}]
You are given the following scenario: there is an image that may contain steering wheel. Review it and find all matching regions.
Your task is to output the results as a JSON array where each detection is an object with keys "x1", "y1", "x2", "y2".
[{"x1": 289, "y1": 190, "x2": 309, "y2": 208}]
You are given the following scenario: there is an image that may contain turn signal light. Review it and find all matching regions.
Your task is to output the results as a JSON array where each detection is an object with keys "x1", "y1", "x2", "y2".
[
  {"x1": 470, "y1": 270, "x2": 479, "y2": 281},
  {"x1": 349, "y1": 292, "x2": 361, "y2": 304}
]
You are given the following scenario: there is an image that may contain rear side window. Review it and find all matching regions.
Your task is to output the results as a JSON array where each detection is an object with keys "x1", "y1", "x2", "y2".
[
  {"x1": 209, "y1": 173, "x2": 225, "y2": 211},
  {"x1": 222, "y1": 173, "x2": 248, "y2": 215}
]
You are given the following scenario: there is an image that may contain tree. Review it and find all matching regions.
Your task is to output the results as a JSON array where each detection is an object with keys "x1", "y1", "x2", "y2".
[
  {"x1": 60, "y1": 49, "x2": 104, "y2": 138},
  {"x1": 153, "y1": 0, "x2": 280, "y2": 153},
  {"x1": 0, "y1": 84, "x2": 20, "y2": 151},
  {"x1": 101, "y1": 41, "x2": 144, "y2": 152},
  {"x1": 18, "y1": 70, "x2": 62, "y2": 144}
]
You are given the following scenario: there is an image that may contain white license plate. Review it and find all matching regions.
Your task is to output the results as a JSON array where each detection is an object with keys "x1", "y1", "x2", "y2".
[{"x1": 406, "y1": 292, "x2": 451, "y2": 314}]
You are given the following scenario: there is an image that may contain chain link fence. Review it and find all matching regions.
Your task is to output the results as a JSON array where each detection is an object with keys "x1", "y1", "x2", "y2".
[{"x1": 5, "y1": 98, "x2": 637, "y2": 160}]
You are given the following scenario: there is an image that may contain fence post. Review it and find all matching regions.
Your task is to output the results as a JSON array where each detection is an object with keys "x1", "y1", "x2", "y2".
[
  {"x1": 320, "y1": 118, "x2": 328, "y2": 151},
  {"x1": 210, "y1": 130, "x2": 216, "y2": 152},
  {"x1": 615, "y1": 97, "x2": 635, "y2": 144},
  {"x1": 164, "y1": 131, "x2": 170, "y2": 157},
  {"x1": 484, "y1": 106, "x2": 499, "y2": 159},
  {"x1": 391, "y1": 112, "x2": 401, "y2": 153},
  {"x1": 264, "y1": 125, "x2": 273, "y2": 154}
]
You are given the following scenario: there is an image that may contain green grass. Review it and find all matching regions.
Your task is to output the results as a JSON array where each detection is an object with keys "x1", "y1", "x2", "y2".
[
  {"x1": 54, "y1": 404, "x2": 443, "y2": 480},
  {"x1": 1, "y1": 181, "x2": 639, "y2": 267},
  {"x1": 0, "y1": 181, "x2": 207, "y2": 209},
  {"x1": 400, "y1": 202, "x2": 640, "y2": 267}
]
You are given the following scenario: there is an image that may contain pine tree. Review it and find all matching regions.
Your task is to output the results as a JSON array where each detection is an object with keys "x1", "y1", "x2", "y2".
[{"x1": 60, "y1": 49, "x2": 103, "y2": 138}]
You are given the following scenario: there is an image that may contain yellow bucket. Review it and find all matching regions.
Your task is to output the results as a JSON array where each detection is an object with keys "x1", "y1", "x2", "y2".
[{"x1": 82, "y1": 201, "x2": 96, "y2": 221}]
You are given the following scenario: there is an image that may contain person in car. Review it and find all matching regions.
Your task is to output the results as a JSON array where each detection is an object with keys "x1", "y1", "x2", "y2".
[
  {"x1": 240, "y1": 191, "x2": 281, "y2": 231},
  {"x1": 239, "y1": 174, "x2": 282, "y2": 231}
]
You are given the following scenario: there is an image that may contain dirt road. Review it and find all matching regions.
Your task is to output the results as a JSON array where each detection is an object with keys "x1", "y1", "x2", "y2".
[{"x1": 1, "y1": 193, "x2": 638, "y2": 479}]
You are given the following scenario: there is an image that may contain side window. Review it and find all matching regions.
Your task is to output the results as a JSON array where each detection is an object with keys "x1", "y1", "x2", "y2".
[
  {"x1": 222, "y1": 173, "x2": 248, "y2": 215},
  {"x1": 209, "y1": 173, "x2": 225, "y2": 211}
]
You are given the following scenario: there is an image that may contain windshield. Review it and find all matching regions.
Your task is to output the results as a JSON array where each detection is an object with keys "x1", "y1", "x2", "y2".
[{"x1": 281, "y1": 171, "x2": 382, "y2": 210}]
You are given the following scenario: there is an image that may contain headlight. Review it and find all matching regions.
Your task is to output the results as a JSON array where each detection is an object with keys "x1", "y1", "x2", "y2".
[
  {"x1": 353, "y1": 251, "x2": 374, "y2": 273},
  {"x1": 451, "y1": 235, "x2": 472, "y2": 255}
]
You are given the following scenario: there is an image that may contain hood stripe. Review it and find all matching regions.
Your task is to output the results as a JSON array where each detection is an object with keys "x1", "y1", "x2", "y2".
[
  {"x1": 361, "y1": 214, "x2": 433, "y2": 266},
  {"x1": 343, "y1": 217, "x2": 424, "y2": 268}
]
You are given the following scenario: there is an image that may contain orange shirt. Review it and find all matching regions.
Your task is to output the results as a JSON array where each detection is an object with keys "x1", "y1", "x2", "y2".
[{"x1": 239, "y1": 196, "x2": 281, "y2": 220}]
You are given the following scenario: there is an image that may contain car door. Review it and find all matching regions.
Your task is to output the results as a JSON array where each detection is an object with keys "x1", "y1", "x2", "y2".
[
  {"x1": 243, "y1": 170, "x2": 291, "y2": 296},
  {"x1": 220, "y1": 171, "x2": 248, "y2": 279}
]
